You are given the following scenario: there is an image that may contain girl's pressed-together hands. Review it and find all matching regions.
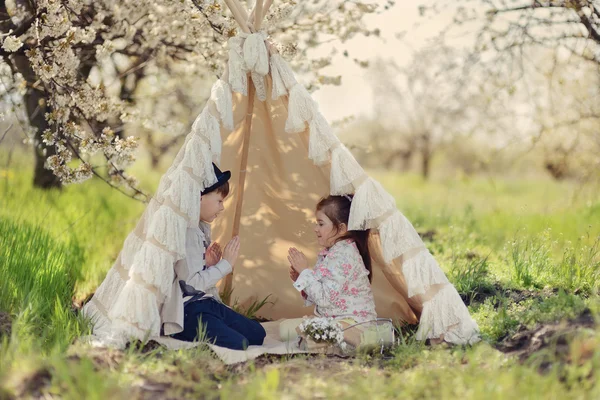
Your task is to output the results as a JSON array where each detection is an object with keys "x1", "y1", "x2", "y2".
[
  {"x1": 289, "y1": 266, "x2": 299, "y2": 282},
  {"x1": 288, "y1": 247, "x2": 310, "y2": 274}
]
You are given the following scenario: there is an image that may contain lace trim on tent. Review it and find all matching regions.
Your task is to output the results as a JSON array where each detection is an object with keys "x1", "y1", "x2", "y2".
[
  {"x1": 116, "y1": 257, "x2": 129, "y2": 281},
  {"x1": 242, "y1": 32, "x2": 269, "y2": 76},
  {"x1": 83, "y1": 298, "x2": 112, "y2": 339},
  {"x1": 146, "y1": 205, "x2": 187, "y2": 258},
  {"x1": 379, "y1": 211, "x2": 425, "y2": 263},
  {"x1": 157, "y1": 134, "x2": 193, "y2": 197},
  {"x1": 192, "y1": 107, "x2": 222, "y2": 164},
  {"x1": 227, "y1": 33, "x2": 269, "y2": 98},
  {"x1": 153, "y1": 128, "x2": 218, "y2": 229},
  {"x1": 285, "y1": 83, "x2": 318, "y2": 134},
  {"x1": 228, "y1": 36, "x2": 247, "y2": 95},
  {"x1": 308, "y1": 112, "x2": 339, "y2": 166},
  {"x1": 330, "y1": 144, "x2": 367, "y2": 195},
  {"x1": 142, "y1": 199, "x2": 161, "y2": 236},
  {"x1": 251, "y1": 71, "x2": 267, "y2": 101},
  {"x1": 348, "y1": 178, "x2": 397, "y2": 230},
  {"x1": 416, "y1": 284, "x2": 480, "y2": 345},
  {"x1": 108, "y1": 277, "x2": 162, "y2": 339},
  {"x1": 88, "y1": 234, "x2": 180, "y2": 322},
  {"x1": 90, "y1": 266, "x2": 127, "y2": 312},
  {"x1": 84, "y1": 299, "x2": 129, "y2": 348},
  {"x1": 210, "y1": 79, "x2": 234, "y2": 131},
  {"x1": 128, "y1": 241, "x2": 176, "y2": 298},
  {"x1": 121, "y1": 233, "x2": 145, "y2": 269},
  {"x1": 270, "y1": 54, "x2": 297, "y2": 99},
  {"x1": 401, "y1": 250, "x2": 450, "y2": 297},
  {"x1": 163, "y1": 167, "x2": 201, "y2": 224},
  {"x1": 181, "y1": 136, "x2": 217, "y2": 188},
  {"x1": 89, "y1": 296, "x2": 108, "y2": 319},
  {"x1": 155, "y1": 175, "x2": 172, "y2": 204}
]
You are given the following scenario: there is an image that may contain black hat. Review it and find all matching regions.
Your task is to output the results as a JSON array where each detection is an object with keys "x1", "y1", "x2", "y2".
[{"x1": 201, "y1": 163, "x2": 231, "y2": 195}]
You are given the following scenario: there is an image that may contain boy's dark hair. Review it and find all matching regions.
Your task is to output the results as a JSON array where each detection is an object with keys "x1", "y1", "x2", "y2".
[
  {"x1": 215, "y1": 181, "x2": 230, "y2": 197},
  {"x1": 316, "y1": 195, "x2": 372, "y2": 283}
]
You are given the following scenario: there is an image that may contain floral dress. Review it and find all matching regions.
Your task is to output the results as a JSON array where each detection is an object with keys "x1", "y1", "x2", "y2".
[{"x1": 293, "y1": 239, "x2": 377, "y2": 323}]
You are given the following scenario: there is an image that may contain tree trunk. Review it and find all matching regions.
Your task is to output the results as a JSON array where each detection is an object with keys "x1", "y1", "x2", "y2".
[
  {"x1": 12, "y1": 54, "x2": 62, "y2": 189},
  {"x1": 421, "y1": 152, "x2": 430, "y2": 180},
  {"x1": 400, "y1": 151, "x2": 412, "y2": 171},
  {"x1": 150, "y1": 153, "x2": 161, "y2": 169},
  {"x1": 1, "y1": 3, "x2": 59, "y2": 188},
  {"x1": 420, "y1": 132, "x2": 431, "y2": 180},
  {"x1": 30, "y1": 98, "x2": 61, "y2": 189}
]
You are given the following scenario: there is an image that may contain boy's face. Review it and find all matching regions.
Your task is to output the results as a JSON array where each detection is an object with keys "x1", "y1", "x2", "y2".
[{"x1": 200, "y1": 191, "x2": 225, "y2": 223}]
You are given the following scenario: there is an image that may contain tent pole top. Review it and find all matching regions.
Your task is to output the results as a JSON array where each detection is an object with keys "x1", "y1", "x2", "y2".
[
  {"x1": 254, "y1": 0, "x2": 263, "y2": 30},
  {"x1": 223, "y1": 0, "x2": 251, "y2": 33}
]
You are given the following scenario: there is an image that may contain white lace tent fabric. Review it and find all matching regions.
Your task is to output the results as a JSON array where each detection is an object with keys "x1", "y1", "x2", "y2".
[{"x1": 83, "y1": 0, "x2": 480, "y2": 347}]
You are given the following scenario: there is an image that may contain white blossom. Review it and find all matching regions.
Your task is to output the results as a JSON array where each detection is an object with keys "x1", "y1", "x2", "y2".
[{"x1": 2, "y1": 35, "x2": 23, "y2": 52}]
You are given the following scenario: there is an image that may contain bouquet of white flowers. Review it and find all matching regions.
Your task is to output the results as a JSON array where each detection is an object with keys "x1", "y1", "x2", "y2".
[{"x1": 297, "y1": 317, "x2": 347, "y2": 351}]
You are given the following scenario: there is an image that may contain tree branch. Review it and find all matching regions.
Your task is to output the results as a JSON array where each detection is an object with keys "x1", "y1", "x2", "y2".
[
  {"x1": 190, "y1": 0, "x2": 226, "y2": 36},
  {"x1": 576, "y1": 8, "x2": 600, "y2": 43}
]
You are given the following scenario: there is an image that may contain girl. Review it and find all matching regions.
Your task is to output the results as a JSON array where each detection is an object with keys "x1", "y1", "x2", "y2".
[{"x1": 287, "y1": 195, "x2": 377, "y2": 325}]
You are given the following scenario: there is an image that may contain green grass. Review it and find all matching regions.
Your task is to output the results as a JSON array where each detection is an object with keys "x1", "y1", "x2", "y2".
[
  {"x1": 471, "y1": 290, "x2": 591, "y2": 342},
  {"x1": 374, "y1": 170, "x2": 599, "y2": 250},
  {"x1": 0, "y1": 216, "x2": 89, "y2": 351},
  {"x1": 1, "y1": 153, "x2": 599, "y2": 398},
  {"x1": 0, "y1": 151, "x2": 147, "y2": 298}
]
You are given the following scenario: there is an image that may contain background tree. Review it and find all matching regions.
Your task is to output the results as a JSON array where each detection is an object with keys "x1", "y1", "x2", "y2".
[
  {"x1": 364, "y1": 45, "x2": 482, "y2": 179},
  {"x1": 420, "y1": 0, "x2": 599, "y2": 66},
  {"x1": 415, "y1": 0, "x2": 600, "y2": 180}
]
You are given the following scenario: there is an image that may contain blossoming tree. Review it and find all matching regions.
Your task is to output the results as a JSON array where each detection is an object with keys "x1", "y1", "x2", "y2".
[{"x1": 1, "y1": 0, "x2": 387, "y2": 196}]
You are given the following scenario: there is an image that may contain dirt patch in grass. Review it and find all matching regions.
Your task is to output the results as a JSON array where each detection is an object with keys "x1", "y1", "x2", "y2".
[
  {"x1": 0, "y1": 311, "x2": 11, "y2": 338},
  {"x1": 501, "y1": 287, "x2": 559, "y2": 304},
  {"x1": 496, "y1": 308, "x2": 596, "y2": 373},
  {"x1": 8, "y1": 367, "x2": 52, "y2": 399},
  {"x1": 67, "y1": 345, "x2": 125, "y2": 371},
  {"x1": 461, "y1": 283, "x2": 558, "y2": 306},
  {"x1": 228, "y1": 353, "x2": 352, "y2": 375},
  {"x1": 124, "y1": 339, "x2": 165, "y2": 353},
  {"x1": 418, "y1": 229, "x2": 437, "y2": 242}
]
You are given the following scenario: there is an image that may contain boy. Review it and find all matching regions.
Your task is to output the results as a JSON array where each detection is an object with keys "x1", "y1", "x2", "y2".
[{"x1": 163, "y1": 163, "x2": 266, "y2": 350}]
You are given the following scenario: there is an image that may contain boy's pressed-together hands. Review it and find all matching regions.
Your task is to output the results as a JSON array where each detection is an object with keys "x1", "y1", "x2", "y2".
[
  {"x1": 205, "y1": 242, "x2": 222, "y2": 267},
  {"x1": 223, "y1": 236, "x2": 241, "y2": 266},
  {"x1": 206, "y1": 236, "x2": 240, "y2": 268}
]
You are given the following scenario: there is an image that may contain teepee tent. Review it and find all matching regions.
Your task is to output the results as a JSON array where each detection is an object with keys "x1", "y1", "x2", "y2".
[{"x1": 83, "y1": 0, "x2": 479, "y2": 347}]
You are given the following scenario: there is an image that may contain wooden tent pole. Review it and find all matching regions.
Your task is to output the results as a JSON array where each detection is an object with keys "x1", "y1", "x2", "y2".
[
  {"x1": 232, "y1": 82, "x2": 255, "y2": 237},
  {"x1": 248, "y1": 0, "x2": 273, "y2": 30},
  {"x1": 261, "y1": 0, "x2": 274, "y2": 21},
  {"x1": 223, "y1": 0, "x2": 251, "y2": 33},
  {"x1": 230, "y1": 0, "x2": 251, "y2": 31},
  {"x1": 254, "y1": 0, "x2": 263, "y2": 30},
  {"x1": 223, "y1": 81, "x2": 255, "y2": 297}
]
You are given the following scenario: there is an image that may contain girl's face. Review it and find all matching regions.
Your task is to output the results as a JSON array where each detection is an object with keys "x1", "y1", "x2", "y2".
[
  {"x1": 200, "y1": 191, "x2": 225, "y2": 223},
  {"x1": 314, "y1": 209, "x2": 347, "y2": 248}
]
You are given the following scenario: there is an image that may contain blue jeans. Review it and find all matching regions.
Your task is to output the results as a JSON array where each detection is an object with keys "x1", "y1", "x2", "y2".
[{"x1": 171, "y1": 298, "x2": 266, "y2": 350}]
